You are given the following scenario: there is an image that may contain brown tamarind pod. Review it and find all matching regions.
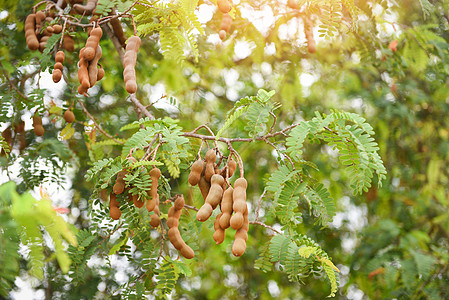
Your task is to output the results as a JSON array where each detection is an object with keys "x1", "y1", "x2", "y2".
[
  {"x1": 2, "y1": 127, "x2": 12, "y2": 145},
  {"x1": 113, "y1": 170, "x2": 128, "y2": 194},
  {"x1": 52, "y1": 69, "x2": 62, "y2": 83},
  {"x1": 167, "y1": 207, "x2": 182, "y2": 228},
  {"x1": 55, "y1": 51, "x2": 65, "y2": 63},
  {"x1": 97, "y1": 65, "x2": 105, "y2": 81},
  {"x1": 230, "y1": 178, "x2": 247, "y2": 230},
  {"x1": 217, "y1": 0, "x2": 232, "y2": 13},
  {"x1": 88, "y1": 45, "x2": 102, "y2": 87},
  {"x1": 100, "y1": 189, "x2": 108, "y2": 201},
  {"x1": 25, "y1": 14, "x2": 39, "y2": 50},
  {"x1": 110, "y1": 9, "x2": 127, "y2": 47},
  {"x1": 78, "y1": 49, "x2": 90, "y2": 91},
  {"x1": 123, "y1": 36, "x2": 141, "y2": 94},
  {"x1": 109, "y1": 193, "x2": 121, "y2": 220},
  {"x1": 63, "y1": 35, "x2": 75, "y2": 52},
  {"x1": 221, "y1": 13, "x2": 232, "y2": 32},
  {"x1": 188, "y1": 159, "x2": 204, "y2": 186},
  {"x1": 35, "y1": 11, "x2": 46, "y2": 32},
  {"x1": 73, "y1": 0, "x2": 98, "y2": 15},
  {"x1": 198, "y1": 176, "x2": 210, "y2": 200},
  {"x1": 150, "y1": 195, "x2": 161, "y2": 227},
  {"x1": 63, "y1": 110, "x2": 75, "y2": 123},
  {"x1": 146, "y1": 167, "x2": 161, "y2": 212},
  {"x1": 131, "y1": 193, "x2": 144, "y2": 208},
  {"x1": 46, "y1": 26, "x2": 54, "y2": 34},
  {"x1": 227, "y1": 158, "x2": 237, "y2": 177},
  {"x1": 33, "y1": 125, "x2": 44, "y2": 136},
  {"x1": 180, "y1": 246, "x2": 195, "y2": 259},
  {"x1": 167, "y1": 227, "x2": 195, "y2": 259},
  {"x1": 52, "y1": 24, "x2": 62, "y2": 34},
  {"x1": 14, "y1": 121, "x2": 25, "y2": 133},
  {"x1": 33, "y1": 115, "x2": 42, "y2": 126},
  {"x1": 196, "y1": 174, "x2": 224, "y2": 221},
  {"x1": 219, "y1": 186, "x2": 233, "y2": 229},
  {"x1": 232, "y1": 237, "x2": 246, "y2": 257},
  {"x1": 304, "y1": 17, "x2": 316, "y2": 54},
  {"x1": 204, "y1": 149, "x2": 216, "y2": 182},
  {"x1": 219, "y1": 30, "x2": 226, "y2": 41},
  {"x1": 83, "y1": 27, "x2": 102, "y2": 61},
  {"x1": 174, "y1": 194, "x2": 185, "y2": 210},
  {"x1": 213, "y1": 213, "x2": 225, "y2": 244},
  {"x1": 18, "y1": 134, "x2": 27, "y2": 151}
]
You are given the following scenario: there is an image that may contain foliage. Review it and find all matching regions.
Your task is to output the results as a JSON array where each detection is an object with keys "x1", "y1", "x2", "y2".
[{"x1": 1, "y1": 0, "x2": 448, "y2": 298}]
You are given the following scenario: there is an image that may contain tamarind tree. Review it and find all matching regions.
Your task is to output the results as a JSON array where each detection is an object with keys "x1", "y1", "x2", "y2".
[{"x1": 1, "y1": 0, "x2": 449, "y2": 298}]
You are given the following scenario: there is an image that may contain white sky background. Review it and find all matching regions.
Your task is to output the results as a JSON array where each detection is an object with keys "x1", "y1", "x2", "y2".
[{"x1": 1, "y1": 1, "x2": 399, "y2": 299}]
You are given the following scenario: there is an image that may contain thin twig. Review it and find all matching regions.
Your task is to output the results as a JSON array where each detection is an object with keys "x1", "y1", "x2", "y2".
[
  {"x1": 249, "y1": 221, "x2": 281, "y2": 234},
  {"x1": 0, "y1": 61, "x2": 29, "y2": 100},
  {"x1": 254, "y1": 190, "x2": 266, "y2": 222},
  {"x1": 77, "y1": 99, "x2": 124, "y2": 145}
]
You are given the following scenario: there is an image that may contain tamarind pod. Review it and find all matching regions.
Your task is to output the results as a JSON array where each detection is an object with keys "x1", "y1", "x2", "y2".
[
  {"x1": 55, "y1": 51, "x2": 65, "y2": 63},
  {"x1": 63, "y1": 35, "x2": 75, "y2": 52},
  {"x1": 188, "y1": 159, "x2": 204, "y2": 186},
  {"x1": 150, "y1": 196, "x2": 161, "y2": 227},
  {"x1": 198, "y1": 176, "x2": 210, "y2": 200},
  {"x1": 168, "y1": 227, "x2": 184, "y2": 249},
  {"x1": 46, "y1": 26, "x2": 54, "y2": 34},
  {"x1": 130, "y1": 193, "x2": 144, "y2": 208},
  {"x1": 110, "y1": 207, "x2": 122, "y2": 220},
  {"x1": 146, "y1": 167, "x2": 161, "y2": 212},
  {"x1": 77, "y1": 85, "x2": 88, "y2": 96},
  {"x1": 166, "y1": 211, "x2": 182, "y2": 228},
  {"x1": 18, "y1": 134, "x2": 27, "y2": 151},
  {"x1": 180, "y1": 246, "x2": 195, "y2": 259},
  {"x1": 219, "y1": 30, "x2": 226, "y2": 40},
  {"x1": 219, "y1": 186, "x2": 233, "y2": 229},
  {"x1": 2, "y1": 127, "x2": 12, "y2": 144},
  {"x1": 52, "y1": 69, "x2": 62, "y2": 83},
  {"x1": 205, "y1": 174, "x2": 225, "y2": 208},
  {"x1": 230, "y1": 212, "x2": 243, "y2": 230},
  {"x1": 113, "y1": 179, "x2": 125, "y2": 194},
  {"x1": 54, "y1": 62, "x2": 63, "y2": 71},
  {"x1": 33, "y1": 125, "x2": 44, "y2": 136},
  {"x1": 220, "y1": 13, "x2": 232, "y2": 32},
  {"x1": 174, "y1": 194, "x2": 185, "y2": 210},
  {"x1": 33, "y1": 115, "x2": 42, "y2": 126},
  {"x1": 83, "y1": 27, "x2": 102, "y2": 61},
  {"x1": 100, "y1": 189, "x2": 108, "y2": 201},
  {"x1": 88, "y1": 45, "x2": 102, "y2": 87},
  {"x1": 123, "y1": 36, "x2": 141, "y2": 94},
  {"x1": 150, "y1": 213, "x2": 161, "y2": 227},
  {"x1": 73, "y1": 0, "x2": 98, "y2": 15},
  {"x1": 232, "y1": 238, "x2": 246, "y2": 257},
  {"x1": 196, "y1": 203, "x2": 213, "y2": 222},
  {"x1": 110, "y1": 11, "x2": 127, "y2": 47},
  {"x1": 14, "y1": 121, "x2": 25, "y2": 133},
  {"x1": 213, "y1": 228, "x2": 225, "y2": 244},
  {"x1": 97, "y1": 65, "x2": 105, "y2": 81},
  {"x1": 78, "y1": 54, "x2": 90, "y2": 90},
  {"x1": 235, "y1": 209, "x2": 249, "y2": 241},
  {"x1": 52, "y1": 24, "x2": 62, "y2": 34},
  {"x1": 110, "y1": 193, "x2": 119, "y2": 208},
  {"x1": 217, "y1": 0, "x2": 232, "y2": 13},
  {"x1": 35, "y1": 11, "x2": 46, "y2": 32},
  {"x1": 204, "y1": 149, "x2": 216, "y2": 182},
  {"x1": 63, "y1": 110, "x2": 75, "y2": 123},
  {"x1": 25, "y1": 14, "x2": 39, "y2": 50},
  {"x1": 227, "y1": 158, "x2": 237, "y2": 177},
  {"x1": 304, "y1": 18, "x2": 316, "y2": 54}
]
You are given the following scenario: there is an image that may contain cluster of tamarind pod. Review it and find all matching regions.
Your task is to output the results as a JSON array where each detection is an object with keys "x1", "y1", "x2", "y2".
[
  {"x1": 189, "y1": 149, "x2": 249, "y2": 257},
  {"x1": 216, "y1": 0, "x2": 233, "y2": 41},
  {"x1": 1, "y1": 121, "x2": 26, "y2": 156},
  {"x1": 25, "y1": 9, "x2": 62, "y2": 52},
  {"x1": 77, "y1": 26, "x2": 104, "y2": 95}
]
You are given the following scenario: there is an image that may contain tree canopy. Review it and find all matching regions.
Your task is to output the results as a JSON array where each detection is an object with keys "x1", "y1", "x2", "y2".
[{"x1": 1, "y1": 0, "x2": 449, "y2": 299}]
